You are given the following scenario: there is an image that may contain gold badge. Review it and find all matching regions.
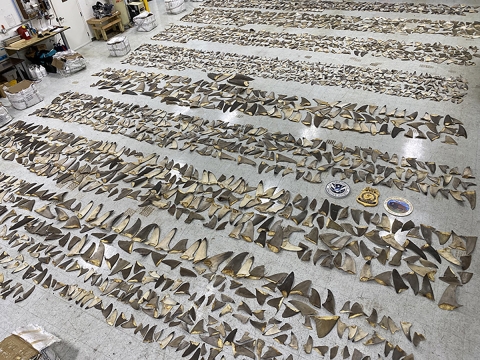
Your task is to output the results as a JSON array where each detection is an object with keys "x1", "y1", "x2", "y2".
[{"x1": 356, "y1": 187, "x2": 380, "y2": 207}]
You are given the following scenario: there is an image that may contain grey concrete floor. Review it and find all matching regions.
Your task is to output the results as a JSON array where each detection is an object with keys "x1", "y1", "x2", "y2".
[{"x1": 0, "y1": 0, "x2": 479, "y2": 359}]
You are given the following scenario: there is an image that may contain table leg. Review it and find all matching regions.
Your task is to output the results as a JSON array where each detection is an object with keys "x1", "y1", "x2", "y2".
[
  {"x1": 60, "y1": 30, "x2": 70, "y2": 49},
  {"x1": 14, "y1": 53, "x2": 29, "y2": 81},
  {"x1": 101, "y1": 29, "x2": 108, "y2": 41},
  {"x1": 14, "y1": 65, "x2": 24, "y2": 81},
  {"x1": 92, "y1": 28, "x2": 99, "y2": 40}
]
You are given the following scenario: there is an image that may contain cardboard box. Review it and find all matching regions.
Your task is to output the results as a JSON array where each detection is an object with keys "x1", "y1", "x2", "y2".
[
  {"x1": 7, "y1": 80, "x2": 32, "y2": 94},
  {"x1": 0, "y1": 82, "x2": 9, "y2": 98},
  {"x1": 52, "y1": 51, "x2": 86, "y2": 76},
  {"x1": 0, "y1": 334, "x2": 39, "y2": 360},
  {"x1": 52, "y1": 53, "x2": 84, "y2": 70},
  {"x1": 4, "y1": 80, "x2": 43, "y2": 110},
  {"x1": 0, "y1": 79, "x2": 16, "y2": 95}
]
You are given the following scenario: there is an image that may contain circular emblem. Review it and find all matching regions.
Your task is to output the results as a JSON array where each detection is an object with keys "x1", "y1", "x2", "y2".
[
  {"x1": 356, "y1": 187, "x2": 380, "y2": 207},
  {"x1": 325, "y1": 181, "x2": 350, "y2": 198},
  {"x1": 384, "y1": 197, "x2": 413, "y2": 216}
]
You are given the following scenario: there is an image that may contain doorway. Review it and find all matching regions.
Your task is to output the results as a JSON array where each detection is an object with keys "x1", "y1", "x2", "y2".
[{"x1": 49, "y1": 0, "x2": 91, "y2": 50}]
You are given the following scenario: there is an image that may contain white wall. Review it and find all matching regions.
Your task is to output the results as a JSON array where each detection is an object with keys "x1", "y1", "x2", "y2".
[
  {"x1": 79, "y1": 0, "x2": 124, "y2": 20},
  {"x1": 78, "y1": 0, "x2": 126, "y2": 32},
  {"x1": 0, "y1": 0, "x2": 101, "y2": 42},
  {"x1": 0, "y1": 0, "x2": 57, "y2": 42},
  {"x1": 78, "y1": 0, "x2": 101, "y2": 21},
  {"x1": 0, "y1": 0, "x2": 120, "y2": 55},
  {"x1": 0, "y1": 0, "x2": 29, "y2": 42}
]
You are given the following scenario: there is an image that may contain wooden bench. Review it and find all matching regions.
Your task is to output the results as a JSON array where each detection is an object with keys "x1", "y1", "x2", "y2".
[{"x1": 87, "y1": 11, "x2": 125, "y2": 41}]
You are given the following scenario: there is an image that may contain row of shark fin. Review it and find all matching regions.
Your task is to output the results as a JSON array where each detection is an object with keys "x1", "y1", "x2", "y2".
[
  {"x1": 123, "y1": 44, "x2": 468, "y2": 103},
  {"x1": 1, "y1": 122, "x2": 475, "y2": 269},
  {"x1": 152, "y1": 24, "x2": 478, "y2": 66},
  {"x1": 32, "y1": 85, "x2": 471, "y2": 166},
  {"x1": 180, "y1": 8, "x2": 480, "y2": 40},
  {"x1": 2, "y1": 121, "x2": 475, "y2": 246},
  {"x1": 1, "y1": 173, "x2": 464, "y2": 316},
  {"x1": 0, "y1": 1, "x2": 474, "y2": 357},
  {"x1": 0, "y1": 241, "x2": 420, "y2": 360},
  {"x1": 89, "y1": 67, "x2": 469, "y2": 144},
  {"x1": 1, "y1": 120, "x2": 475, "y2": 247},
  {"x1": 199, "y1": 0, "x2": 479, "y2": 16},
  {"x1": 0, "y1": 122, "x2": 473, "y2": 310},
  {"x1": 0, "y1": 193, "x2": 426, "y2": 359},
  {"x1": 0, "y1": 270, "x2": 34, "y2": 303},
  {"x1": 27, "y1": 91, "x2": 476, "y2": 207}
]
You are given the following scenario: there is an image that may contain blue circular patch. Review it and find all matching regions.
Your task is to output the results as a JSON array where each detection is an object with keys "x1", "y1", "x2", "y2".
[
  {"x1": 325, "y1": 181, "x2": 350, "y2": 198},
  {"x1": 384, "y1": 197, "x2": 413, "y2": 216}
]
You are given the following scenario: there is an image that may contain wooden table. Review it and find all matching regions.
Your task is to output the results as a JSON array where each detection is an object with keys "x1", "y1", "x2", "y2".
[
  {"x1": 4, "y1": 26, "x2": 71, "y2": 56},
  {"x1": 87, "y1": 11, "x2": 125, "y2": 41}
]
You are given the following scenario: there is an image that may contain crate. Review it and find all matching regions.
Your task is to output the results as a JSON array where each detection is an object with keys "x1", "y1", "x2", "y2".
[
  {"x1": 4, "y1": 80, "x2": 43, "y2": 110},
  {"x1": 0, "y1": 105, "x2": 12, "y2": 125},
  {"x1": 52, "y1": 50, "x2": 87, "y2": 76},
  {"x1": 165, "y1": 0, "x2": 185, "y2": 14},
  {"x1": 133, "y1": 12, "x2": 158, "y2": 32},
  {"x1": 107, "y1": 36, "x2": 130, "y2": 57},
  {"x1": 59, "y1": 57, "x2": 86, "y2": 76}
]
